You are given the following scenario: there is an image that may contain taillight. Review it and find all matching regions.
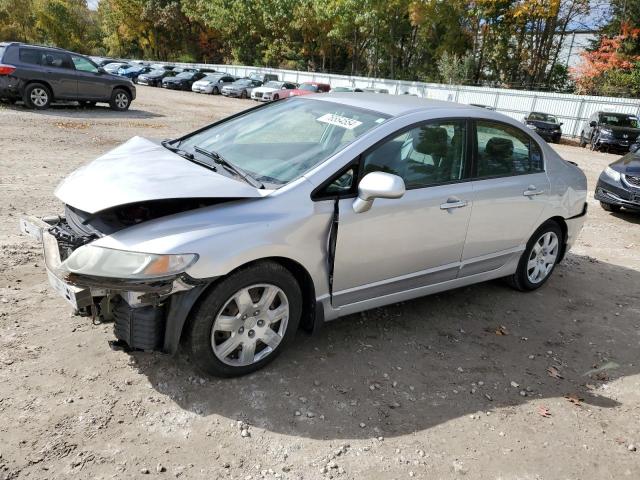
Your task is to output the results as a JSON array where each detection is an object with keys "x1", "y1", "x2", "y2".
[{"x1": 0, "y1": 64, "x2": 16, "y2": 75}]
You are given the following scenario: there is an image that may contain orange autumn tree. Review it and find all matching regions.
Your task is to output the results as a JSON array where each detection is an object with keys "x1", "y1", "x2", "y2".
[{"x1": 572, "y1": 24, "x2": 640, "y2": 96}]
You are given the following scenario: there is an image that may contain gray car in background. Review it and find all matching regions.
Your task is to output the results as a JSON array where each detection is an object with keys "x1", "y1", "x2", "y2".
[
  {"x1": 0, "y1": 42, "x2": 136, "y2": 110},
  {"x1": 20, "y1": 94, "x2": 587, "y2": 377},
  {"x1": 221, "y1": 77, "x2": 263, "y2": 98}
]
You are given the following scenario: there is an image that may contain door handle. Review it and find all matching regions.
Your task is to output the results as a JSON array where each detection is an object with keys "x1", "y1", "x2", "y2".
[
  {"x1": 523, "y1": 185, "x2": 545, "y2": 197},
  {"x1": 440, "y1": 199, "x2": 468, "y2": 210}
]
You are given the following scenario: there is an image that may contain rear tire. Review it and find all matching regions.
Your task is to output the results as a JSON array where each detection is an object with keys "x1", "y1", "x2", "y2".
[
  {"x1": 185, "y1": 261, "x2": 302, "y2": 377},
  {"x1": 507, "y1": 221, "x2": 563, "y2": 291},
  {"x1": 109, "y1": 88, "x2": 131, "y2": 111},
  {"x1": 600, "y1": 201, "x2": 622, "y2": 212},
  {"x1": 241, "y1": 90, "x2": 247, "y2": 99},
  {"x1": 23, "y1": 83, "x2": 52, "y2": 110},
  {"x1": 212, "y1": 86, "x2": 219, "y2": 95}
]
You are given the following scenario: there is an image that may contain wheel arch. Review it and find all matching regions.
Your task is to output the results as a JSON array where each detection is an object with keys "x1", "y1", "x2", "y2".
[
  {"x1": 113, "y1": 84, "x2": 133, "y2": 98},
  {"x1": 539, "y1": 215, "x2": 568, "y2": 262},
  {"x1": 166, "y1": 256, "x2": 319, "y2": 355},
  {"x1": 24, "y1": 80, "x2": 54, "y2": 99}
]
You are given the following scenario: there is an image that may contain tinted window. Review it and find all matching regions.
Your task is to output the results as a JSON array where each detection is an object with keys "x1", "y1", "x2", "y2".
[
  {"x1": 599, "y1": 113, "x2": 638, "y2": 128},
  {"x1": 476, "y1": 121, "x2": 543, "y2": 177},
  {"x1": 19, "y1": 48, "x2": 42, "y2": 65},
  {"x1": 71, "y1": 55, "x2": 98, "y2": 73},
  {"x1": 363, "y1": 120, "x2": 467, "y2": 188},
  {"x1": 41, "y1": 51, "x2": 72, "y2": 69}
]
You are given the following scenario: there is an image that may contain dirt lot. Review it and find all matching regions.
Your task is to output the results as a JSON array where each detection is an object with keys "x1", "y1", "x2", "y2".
[{"x1": 1, "y1": 87, "x2": 639, "y2": 480}]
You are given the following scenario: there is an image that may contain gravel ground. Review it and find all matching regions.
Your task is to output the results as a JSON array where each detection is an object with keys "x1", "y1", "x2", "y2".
[{"x1": 1, "y1": 87, "x2": 639, "y2": 480}]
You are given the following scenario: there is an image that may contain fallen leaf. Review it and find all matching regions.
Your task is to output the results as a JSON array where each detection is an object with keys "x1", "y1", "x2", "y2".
[
  {"x1": 537, "y1": 405, "x2": 551, "y2": 417},
  {"x1": 564, "y1": 393, "x2": 583, "y2": 406},
  {"x1": 547, "y1": 366, "x2": 564, "y2": 379},
  {"x1": 615, "y1": 437, "x2": 626, "y2": 445},
  {"x1": 495, "y1": 325, "x2": 509, "y2": 336},
  {"x1": 595, "y1": 372, "x2": 609, "y2": 381}
]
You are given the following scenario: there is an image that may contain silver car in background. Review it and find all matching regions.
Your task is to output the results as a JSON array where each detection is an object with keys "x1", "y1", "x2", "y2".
[
  {"x1": 20, "y1": 94, "x2": 587, "y2": 377},
  {"x1": 191, "y1": 73, "x2": 236, "y2": 95},
  {"x1": 221, "y1": 78, "x2": 263, "y2": 98}
]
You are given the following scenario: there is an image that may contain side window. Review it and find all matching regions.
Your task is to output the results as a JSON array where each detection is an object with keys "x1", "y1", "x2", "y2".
[
  {"x1": 19, "y1": 48, "x2": 42, "y2": 65},
  {"x1": 476, "y1": 121, "x2": 543, "y2": 177},
  {"x1": 71, "y1": 55, "x2": 98, "y2": 73},
  {"x1": 41, "y1": 51, "x2": 72, "y2": 69},
  {"x1": 323, "y1": 167, "x2": 356, "y2": 196},
  {"x1": 362, "y1": 120, "x2": 467, "y2": 188}
]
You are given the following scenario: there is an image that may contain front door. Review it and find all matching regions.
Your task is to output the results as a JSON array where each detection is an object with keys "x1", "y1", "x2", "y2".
[
  {"x1": 460, "y1": 120, "x2": 550, "y2": 276},
  {"x1": 71, "y1": 55, "x2": 109, "y2": 100},
  {"x1": 331, "y1": 119, "x2": 472, "y2": 307}
]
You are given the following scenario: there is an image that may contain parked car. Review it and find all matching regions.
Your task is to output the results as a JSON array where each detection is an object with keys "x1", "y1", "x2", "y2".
[
  {"x1": 630, "y1": 142, "x2": 640, "y2": 153},
  {"x1": 137, "y1": 69, "x2": 176, "y2": 87},
  {"x1": 289, "y1": 82, "x2": 331, "y2": 97},
  {"x1": 362, "y1": 87, "x2": 389, "y2": 94},
  {"x1": 172, "y1": 66, "x2": 197, "y2": 73},
  {"x1": 248, "y1": 72, "x2": 278, "y2": 83},
  {"x1": 330, "y1": 86, "x2": 363, "y2": 92},
  {"x1": 250, "y1": 81, "x2": 297, "y2": 101},
  {"x1": 469, "y1": 103, "x2": 495, "y2": 110},
  {"x1": 523, "y1": 111, "x2": 563, "y2": 143},
  {"x1": 162, "y1": 71, "x2": 206, "y2": 90},
  {"x1": 118, "y1": 65, "x2": 154, "y2": 83},
  {"x1": 579, "y1": 111, "x2": 640, "y2": 152},
  {"x1": 192, "y1": 73, "x2": 236, "y2": 94},
  {"x1": 103, "y1": 62, "x2": 130, "y2": 75},
  {"x1": 19, "y1": 94, "x2": 587, "y2": 377},
  {"x1": 92, "y1": 57, "x2": 127, "y2": 67},
  {"x1": 0, "y1": 42, "x2": 136, "y2": 110},
  {"x1": 221, "y1": 78, "x2": 263, "y2": 98},
  {"x1": 150, "y1": 64, "x2": 175, "y2": 71},
  {"x1": 595, "y1": 150, "x2": 640, "y2": 213}
]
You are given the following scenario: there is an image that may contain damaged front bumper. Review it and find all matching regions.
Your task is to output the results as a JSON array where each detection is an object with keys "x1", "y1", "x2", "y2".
[{"x1": 19, "y1": 214, "x2": 208, "y2": 353}]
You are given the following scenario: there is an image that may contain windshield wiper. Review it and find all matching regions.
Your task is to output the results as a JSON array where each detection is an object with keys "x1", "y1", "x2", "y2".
[
  {"x1": 161, "y1": 140, "x2": 194, "y2": 160},
  {"x1": 162, "y1": 140, "x2": 222, "y2": 173},
  {"x1": 194, "y1": 146, "x2": 264, "y2": 189}
]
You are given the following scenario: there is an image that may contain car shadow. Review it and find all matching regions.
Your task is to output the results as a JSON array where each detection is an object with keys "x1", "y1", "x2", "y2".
[
  {"x1": 5, "y1": 102, "x2": 163, "y2": 119},
  {"x1": 130, "y1": 253, "x2": 638, "y2": 440},
  {"x1": 610, "y1": 209, "x2": 640, "y2": 224}
]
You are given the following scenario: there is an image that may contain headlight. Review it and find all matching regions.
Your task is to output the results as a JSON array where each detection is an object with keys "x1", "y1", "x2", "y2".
[
  {"x1": 604, "y1": 166, "x2": 621, "y2": 182},
  {"x1": 525, "y1": 123, "x2": 537, "y2": 129},
  {"x1": 600, "y1": 128, "x2": 613, "y2": 136},
  {"x1": 63, "y1": 245, "x2": 198, "y2": 279}
]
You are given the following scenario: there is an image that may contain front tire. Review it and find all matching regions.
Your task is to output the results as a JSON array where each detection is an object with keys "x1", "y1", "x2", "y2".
[
  {"x1": 241, "y1": 90, "x2": 248, "y2": 99},
  {"x1": 109, "y1": 88, "x2": 131, "y2": 111},
  {"x1": 23, "y1": 83, "x2": 52, "y2": 110},
  {"x1": 186, "y1": 261, "x2": 302, "y2": 377},
  {"x1": 508, "y1": 221, "x2": 562, "y2": 291},
  {"x1": 600, "y1": 201, "x2": 622, "y2": 212},
  {"x1": 212, "y1": 86, "x2": 219, "y2": 95}
]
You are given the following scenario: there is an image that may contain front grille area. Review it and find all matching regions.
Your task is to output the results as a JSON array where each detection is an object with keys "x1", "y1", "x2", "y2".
[
  {"x1": 254, "y1": 91, "x2": 263, "y2": 98},
  {"x1": 625, "y1": 175, "x2": 640, "y2": 188}
]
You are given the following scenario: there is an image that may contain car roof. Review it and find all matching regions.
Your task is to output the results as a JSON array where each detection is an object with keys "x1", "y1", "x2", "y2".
[{"x1": 309, "y1": 92, "x2": 488, "y2": 118}]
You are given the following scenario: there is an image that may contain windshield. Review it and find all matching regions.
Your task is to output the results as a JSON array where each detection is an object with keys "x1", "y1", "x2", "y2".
[
  {"x1": 177, "y1": 99, "x2": 388, "y2": 186},
  {"x1": 264, "y1": 81, "x2": 283, "y2": 89},
  {"x1": 529, "y1": 112, "x2": 557, "y2": 123},
  {"x1": 234, "y1": 79, "x2": 251, "y2": 86},
  {"x1": 300, "y1": 84, "x2": 318, "y2": 92},
  {"x1": 600, "y1": 113, "x2": 639, "y2": 128},
  {"x1": 176, "y1": 72, "x2": 193, "y2": 79},
  {"x1": 333, "y1": 87, "x2": 352, "y2": 92},
  {"x1": 203, "y1": 75, "x2": 222, "y2": 81}
]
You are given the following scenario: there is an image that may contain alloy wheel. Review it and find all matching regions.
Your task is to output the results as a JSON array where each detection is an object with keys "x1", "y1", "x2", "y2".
[
  {"x1": 115, "y1": 92, "x2": 129, "y2": 109},
  {"x1": 30, "y1": 88, "x2": 48, "y2": 107},
  {"x1": 526, "y1": 231, "x2": 559, "y2": 284},
  {"x1": 211, "y1": 284, "x2": 289, "y2": 367}
]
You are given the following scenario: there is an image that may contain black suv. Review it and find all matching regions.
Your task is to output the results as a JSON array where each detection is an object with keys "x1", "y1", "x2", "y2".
[
  {"x1": 523, "y1": 111, "x2": 563, "y2": 143},
  {"x1": 0, "y1": 42, "x2": 136, "y2": 111},
  {"x1": 580, "y1": 111, "x2": 640, "y2": 152}
]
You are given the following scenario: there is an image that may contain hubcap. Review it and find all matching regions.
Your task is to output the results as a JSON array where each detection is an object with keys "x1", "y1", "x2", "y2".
[
  {"x1": 526, "y1": 231, "x2": 559, "y2": 284},
  {"x1": 115, "y1": 92, "x2": 128, "y2": 109},
  {"x1": 30, "y1": 88, "x2": 48, "y2": 107},
  {"x1": 211, "y1": 284, "x2": 289, "y2": 366}
]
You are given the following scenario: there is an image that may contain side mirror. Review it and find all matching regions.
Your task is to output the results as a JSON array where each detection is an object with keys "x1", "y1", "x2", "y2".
[
  {"x1": 352, "y1": 172, "x2": 405, "y2": 213},
  {"x1": 590, "y1": 121, "x2": 597, "y2": 127},
  {"x1": 97, "y1": 67, "x2": 106, "y2": 74}
]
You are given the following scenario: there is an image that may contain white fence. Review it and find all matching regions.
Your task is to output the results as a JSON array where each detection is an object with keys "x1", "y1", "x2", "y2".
[{"x1": 167, "y1": 62, "x2": 640, "y2": 139}]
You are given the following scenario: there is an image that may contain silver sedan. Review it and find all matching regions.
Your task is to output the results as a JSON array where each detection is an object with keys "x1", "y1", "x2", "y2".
[{"x1": 20, "y1": 94, "x2": 587, "y2": 377}]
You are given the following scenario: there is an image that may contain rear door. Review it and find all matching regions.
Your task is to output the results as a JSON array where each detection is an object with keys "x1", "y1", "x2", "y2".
[
  {"x1": 460, "y1": 120, "x2": 549, "y2": 277},
  {"x1": 37, "y1": 50, "x2": 77, "y2": 99},
  {"x1": 70, "y1": 55, "x2": 109, "y2": 100}
]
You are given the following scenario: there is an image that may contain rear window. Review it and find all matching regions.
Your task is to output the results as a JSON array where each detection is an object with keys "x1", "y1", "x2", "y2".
[
  {"x1": 0, "y1": 45, "x2": 6, "y2": 61},
  {"x1": 19, "y1": 48, "x2": 42, "y2": 65}
]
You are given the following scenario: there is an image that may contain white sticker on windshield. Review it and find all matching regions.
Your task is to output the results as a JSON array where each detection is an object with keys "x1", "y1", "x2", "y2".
[{"x1": 317, "y1": 113, "x2": 363, "y2": 130}]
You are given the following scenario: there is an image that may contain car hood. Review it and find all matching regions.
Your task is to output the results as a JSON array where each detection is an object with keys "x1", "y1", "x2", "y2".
[
  {"x1": 253, "y1": 86, "x2": 277, "y2": 94},
  {"x1": 55, "y1": 136, "x2": 264, "y2": 214},
  {"x1": 526, "y1": 120, "x2": 561, "y2": 130},
  {"x1": 164, "y1": 77, "x2": 188, "y2": 83},
  {"x1": 610, "y1": 151, "x2": 640, "y2": 174}
]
